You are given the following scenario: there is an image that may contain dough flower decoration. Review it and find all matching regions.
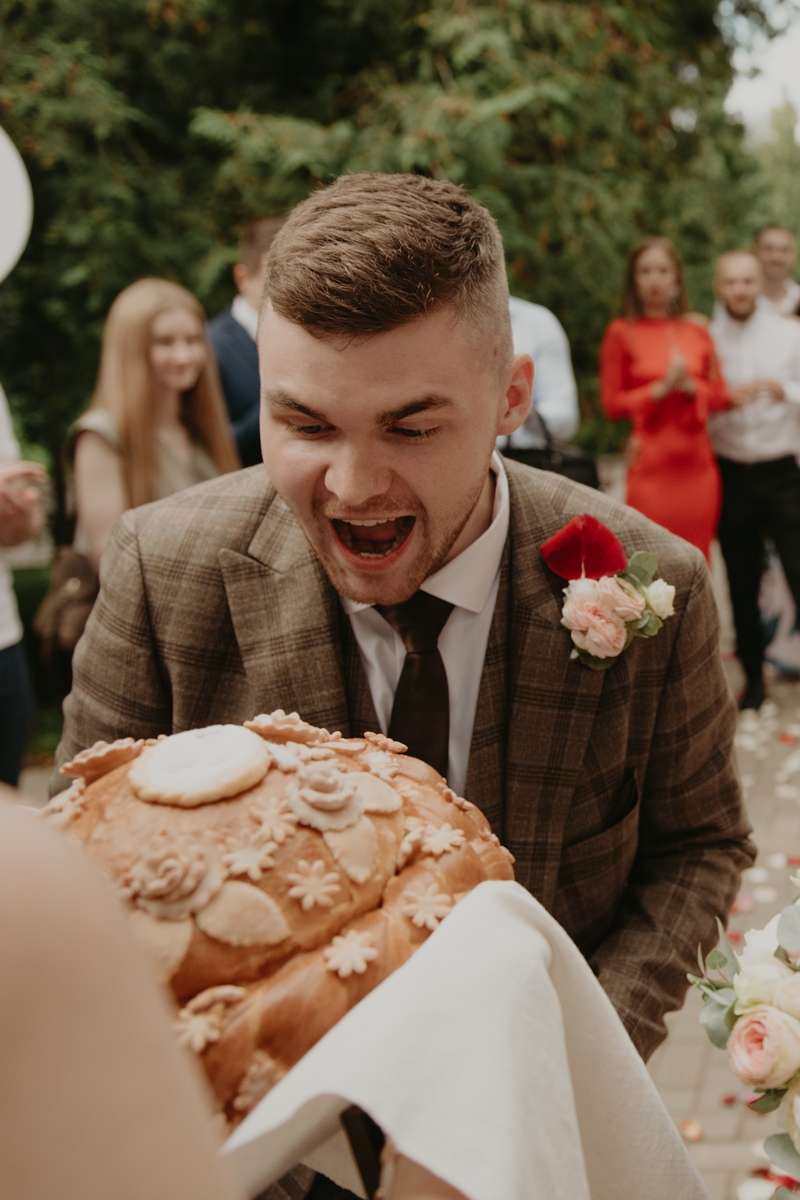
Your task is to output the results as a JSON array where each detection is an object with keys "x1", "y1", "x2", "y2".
[
  {"x1": 248, "y1": 795, "x2": 299, "y2": 844},
  {"x1": 540, "y1": 514, "x2": 676, "y2": 671},
  {"x1": 122, "y1": 833, "x2": 224, "y2": 920},
  {"x1": 402, "y1": 882, "x2": 453, "y2": 931},
  {"x1": 174, "y1": 985, "x2": 246, "y2": 1054},
  {"x1": 690, "y1": 871, "x2": 800, "y2": 1185},
  {"x1": 323, "y1": 929, "x2": 379, "y2": 978},
  {"x1": 287, "y1": 859, "x2": 342, "y2": 911},
  {"x1": 420, "y1": 823, "x2": 466, "y2": 857},
  {"x1": 287, "y1": 764, "x2": 362, "y2": 832},
  {"x1": 232, "y1": 1049, "x2": 285, "y2": 1114},
  {"x1": 222, "y1": 831, "x2": 278, "y2": 882}
]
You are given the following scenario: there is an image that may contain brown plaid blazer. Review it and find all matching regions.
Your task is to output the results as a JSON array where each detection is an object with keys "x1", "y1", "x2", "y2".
[{"x1": 55, "y1": 460, "x2": 754, "y2": 1061}]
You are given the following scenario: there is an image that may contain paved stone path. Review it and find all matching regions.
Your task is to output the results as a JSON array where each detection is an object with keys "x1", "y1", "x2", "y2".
[{"x1": 648, "y1": 675, "x2": 800, "y2": 1200}]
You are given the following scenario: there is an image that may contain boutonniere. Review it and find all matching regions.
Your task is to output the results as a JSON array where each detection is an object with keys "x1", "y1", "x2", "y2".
[{"x1": 540, "y1": 514, "x2": 676, "y2": 671}]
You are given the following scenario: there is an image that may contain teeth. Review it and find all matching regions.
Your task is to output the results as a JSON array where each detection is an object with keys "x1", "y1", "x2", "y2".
[{"x1": 345, "y1": 519, "x2": 391, "y2": 527}]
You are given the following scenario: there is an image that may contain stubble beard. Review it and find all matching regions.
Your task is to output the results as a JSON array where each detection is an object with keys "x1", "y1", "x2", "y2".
[{"x1": 305, "y1": 471, "x2": 490, "y2": 606}]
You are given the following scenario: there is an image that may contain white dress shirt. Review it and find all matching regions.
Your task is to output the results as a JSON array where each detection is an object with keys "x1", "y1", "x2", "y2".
[
  {"x1": 758, "y1": 279, "x2": 800, "y2": 316},
  {"x1": 231, "y1": 294, "x2": 259, "y2": 341},
  {"x1": 340, "y1": 452, "x2": 509, "y2": 796},
  {"x1": 709, "y1": 308, "x2": 800, "y2": 463},
  {"x1": 498, "y1": 296, "x2": 579, "y2": 448},
  {"x1": 0, "y1": 383, "x2": 23, "y2": 651}
]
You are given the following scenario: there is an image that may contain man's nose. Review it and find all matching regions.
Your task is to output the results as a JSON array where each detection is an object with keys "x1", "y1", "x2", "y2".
[{"x1": 324, "y1": 444, "x2": 393, "y2": 507}]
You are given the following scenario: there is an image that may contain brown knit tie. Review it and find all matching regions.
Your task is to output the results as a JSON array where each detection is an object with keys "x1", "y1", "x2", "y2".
[{"x1": 375, "y1": 591, "x2": 454, "y2": 777}]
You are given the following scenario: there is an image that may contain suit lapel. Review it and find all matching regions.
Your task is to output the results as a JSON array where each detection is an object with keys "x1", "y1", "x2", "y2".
[
  {"x1": 501, "y1": 464, "x2": 606, "y2": 905},
  {"x1": 218, "y1": 493, "x2": 353, "y2": 736},
  {"x1": 463, "y1": 542, "x2": 509, "y2": 834}
]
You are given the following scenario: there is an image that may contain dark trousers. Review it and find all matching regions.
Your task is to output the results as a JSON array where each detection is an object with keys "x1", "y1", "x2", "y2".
[
  {"x1": 717, "y1": 455, "x2": 800, "y2": 678},
  {"x1": 0, "y1": 639, "x2": 34, "y2": 787}
]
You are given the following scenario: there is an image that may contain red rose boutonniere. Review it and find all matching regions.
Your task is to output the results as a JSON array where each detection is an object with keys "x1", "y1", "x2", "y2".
[{"x1": 540, "y1": 514, "x2": 676, "y2": 671}]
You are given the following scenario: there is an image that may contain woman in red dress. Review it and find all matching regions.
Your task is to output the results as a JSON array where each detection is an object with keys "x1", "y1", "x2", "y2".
[{"x1": 600, "y1": 238, "x2": 730, "y2": 560}]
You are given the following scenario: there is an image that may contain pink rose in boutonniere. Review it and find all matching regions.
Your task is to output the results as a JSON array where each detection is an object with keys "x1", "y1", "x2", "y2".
[{"x1": 540, "y1": 514, "x2": 676, "y2": 671}]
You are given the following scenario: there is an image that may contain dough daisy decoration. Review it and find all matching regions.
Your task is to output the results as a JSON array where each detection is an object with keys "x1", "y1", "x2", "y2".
[
  {"x1": 402, "y1": 882, "x2": 454, "y2": 931},
  {"x1": 323, "y1": 929, "x2": 379, "y2": 978},
  {"x1": 287, "y1": 859, "x2": 342, "y2": 910},
  {"x1": 540, "y1": 514, "x2": 676, "y2": 671}
]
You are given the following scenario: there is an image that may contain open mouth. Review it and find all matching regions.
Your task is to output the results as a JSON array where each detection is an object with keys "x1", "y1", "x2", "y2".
[{"x1": 330, "y1": 516, "x2": 416, "y2": 560}]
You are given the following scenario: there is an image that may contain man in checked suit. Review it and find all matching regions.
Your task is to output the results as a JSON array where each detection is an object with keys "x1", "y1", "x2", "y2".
[{"x1": 55, "y1": 175, "x2": 752, "y2": 1152}]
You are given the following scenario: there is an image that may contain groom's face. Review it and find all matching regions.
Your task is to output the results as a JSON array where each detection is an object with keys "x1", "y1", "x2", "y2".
[{"x1": 258, "y1": 303, "x2": 531, "y2": 606}]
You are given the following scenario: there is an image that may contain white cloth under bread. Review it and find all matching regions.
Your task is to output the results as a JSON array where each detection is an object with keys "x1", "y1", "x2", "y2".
[{"x1": 223, "y1": 882, "x2": 707, "y2": 1200}]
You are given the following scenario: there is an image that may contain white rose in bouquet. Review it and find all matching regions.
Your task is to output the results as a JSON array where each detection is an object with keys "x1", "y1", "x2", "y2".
[
  {"x1": 643, "y1": 579, "x2": 675, "y2": 619},
  {"x1": 728, "y1": 1006, "x2": 800, "y2": 1089},
  {"x1": 740, "y1": 913, "x2": 783, "y2": 967},
  {"x1": 774, "y1": 974, "x2": 800, "y2": 1022},
  {"x1": 735, "y1": 961, "x2": 795, "y2": 1013}
]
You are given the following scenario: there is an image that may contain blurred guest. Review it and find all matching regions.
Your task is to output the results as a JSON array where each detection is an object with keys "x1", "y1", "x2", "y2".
[
  {"x1": 496, "y1": 296, "x2": 579, "y2": 451},
  {"x1": 0, "y1": 383, "x2": 44, "y2": 786},
  {"x1": 752, "y1": 225, "x2": 800, "y2": 316},
  {"x1": 600, "y1": 237, "x2": 729, "y2": 560},
  {"x1": 70, "y1": 279, "x2": 239, "y2": 571},
  {"x1": 710, "y1": 251, "x2": 800, "y2": 710},
  {"x1": 209, "y1": 218, "x2": 285, "y2": 467}
]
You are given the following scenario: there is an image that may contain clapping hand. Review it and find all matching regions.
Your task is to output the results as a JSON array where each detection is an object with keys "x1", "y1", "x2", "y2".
[
  {"x1": 0, "y1": 461, "x2": 47, "y2": 548},
  {"x1": 652, "y1": 353, "x2": 697, "y2": 401}
]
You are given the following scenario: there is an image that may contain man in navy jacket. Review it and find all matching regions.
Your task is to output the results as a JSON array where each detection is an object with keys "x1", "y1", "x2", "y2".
[{"x1": 208, "y1": 218, "x2": 284, "y2": 467}]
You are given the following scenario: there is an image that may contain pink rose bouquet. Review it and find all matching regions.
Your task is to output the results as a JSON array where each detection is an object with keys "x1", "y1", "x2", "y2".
[
  {"x1": 540, "y1": 515, "x2": 676, "y2": 671},
  {"x1": 691, "y1": 875, "x2": 800, "y2": 1190}
]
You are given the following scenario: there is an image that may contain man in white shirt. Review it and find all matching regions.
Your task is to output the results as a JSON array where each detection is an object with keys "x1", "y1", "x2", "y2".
[
  {"x1": 752, "y1": 225, "x2": 800, "y2": 316},
  {"x1": 709, "y1": 250, "x2": 800, "y2": 709},
  {"x1": 496, "y1": 296, "x2": 579, "y2": 450},
  {"x1": 0, "y1": 383, "x2": 45, "y2": 784},
  {"x1": 208, "y1": 218, "x2": 285, "y2": 467}
]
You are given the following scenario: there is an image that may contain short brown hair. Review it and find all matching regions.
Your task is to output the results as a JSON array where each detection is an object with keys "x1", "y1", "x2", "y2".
[
  {"x1": 262, "y1": 173, "x2": 511, "y2": 357},
  {"x1": 239, "y1": 218, "x2": 286, "y2": 274},
  {"x1": 619, "y1": 237, "x2": 689, "y2": 319}
]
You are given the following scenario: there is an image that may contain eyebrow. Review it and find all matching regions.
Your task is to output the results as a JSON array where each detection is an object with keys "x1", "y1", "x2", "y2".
[{"x1": 263, "y1": 388, "x2": 456, "y2": 426}]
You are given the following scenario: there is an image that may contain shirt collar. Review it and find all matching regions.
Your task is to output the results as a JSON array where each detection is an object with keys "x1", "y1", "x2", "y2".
[
  {"x1": 340, "y1": 451, "x2": 509, "y2": 617},
  {"x1": 231, "y1": 294, "x2": 259, "y2": 341}
]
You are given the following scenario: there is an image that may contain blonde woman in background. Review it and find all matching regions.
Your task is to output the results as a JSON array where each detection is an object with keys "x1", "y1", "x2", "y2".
[{"x1": 70, "y1": 278, "x2": 240, "y2": 569}]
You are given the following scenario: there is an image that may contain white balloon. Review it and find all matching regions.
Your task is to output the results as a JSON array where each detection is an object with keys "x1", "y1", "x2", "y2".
[{"x1": 0, "y1": 125, "x2": 33, "y2": 286}]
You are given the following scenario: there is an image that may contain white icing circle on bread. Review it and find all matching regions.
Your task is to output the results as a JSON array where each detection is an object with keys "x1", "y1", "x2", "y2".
[{"x1": 128, "y1": 725, "x2": 271, "y2": 807}]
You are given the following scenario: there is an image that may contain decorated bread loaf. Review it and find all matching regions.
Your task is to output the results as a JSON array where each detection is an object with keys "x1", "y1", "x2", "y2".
[{"x1": 43, "y1": 712, "x2": 514, "y2": 1126}]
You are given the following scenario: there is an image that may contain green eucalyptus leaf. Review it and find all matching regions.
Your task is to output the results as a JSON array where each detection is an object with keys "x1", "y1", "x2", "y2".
[
  {"x1": 748, "y1": 1089, "x2": 785, "y2": 1113},
  {"x1": 772, "y1": 1188, "x2": 797, "y2": 1199},
  {"x1": 623, "y1": 552, "x2": 658, "y2": 587},
  {"x1": 699, "y1": 987, "x2": 737, "y2": 1048},
  {"x1": 706, "y1": 949, "x2": 728, "y2": 972},
  {"x1": 779, "y1": 904, "x2": 800, "y2": 953},
  {"x1": 766, "y1": 1134, "x2": 800, "y2": 1183},
  {"x1": 715, "y1": 917, "x2": 740, "y2": 981}
]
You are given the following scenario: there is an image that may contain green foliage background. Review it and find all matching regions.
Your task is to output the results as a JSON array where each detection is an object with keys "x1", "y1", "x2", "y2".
[{"x1": 0, "y1": 0, "x2": 795, "y2": 480}]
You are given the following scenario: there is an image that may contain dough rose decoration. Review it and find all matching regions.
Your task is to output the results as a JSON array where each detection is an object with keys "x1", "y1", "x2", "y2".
[
  {"x1": 540, "y1": 514, "x2": 676, "y2": 670},
  {"x1": 41, "y1": 710, "x2": 515, "y2": 1129},
  {"x1": 690, "y1": 870, "x2": 800, "y2": 1189}
]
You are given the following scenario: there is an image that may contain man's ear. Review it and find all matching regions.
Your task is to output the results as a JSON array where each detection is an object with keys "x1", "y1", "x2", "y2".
[{"x1": 496, "y1": 353, "x2": 533, "y2": 437}]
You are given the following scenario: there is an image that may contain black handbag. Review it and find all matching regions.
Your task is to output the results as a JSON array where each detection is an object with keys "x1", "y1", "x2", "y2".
[{"x1": 500, "y1": 408, "x2": 599, "y2": 490}]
